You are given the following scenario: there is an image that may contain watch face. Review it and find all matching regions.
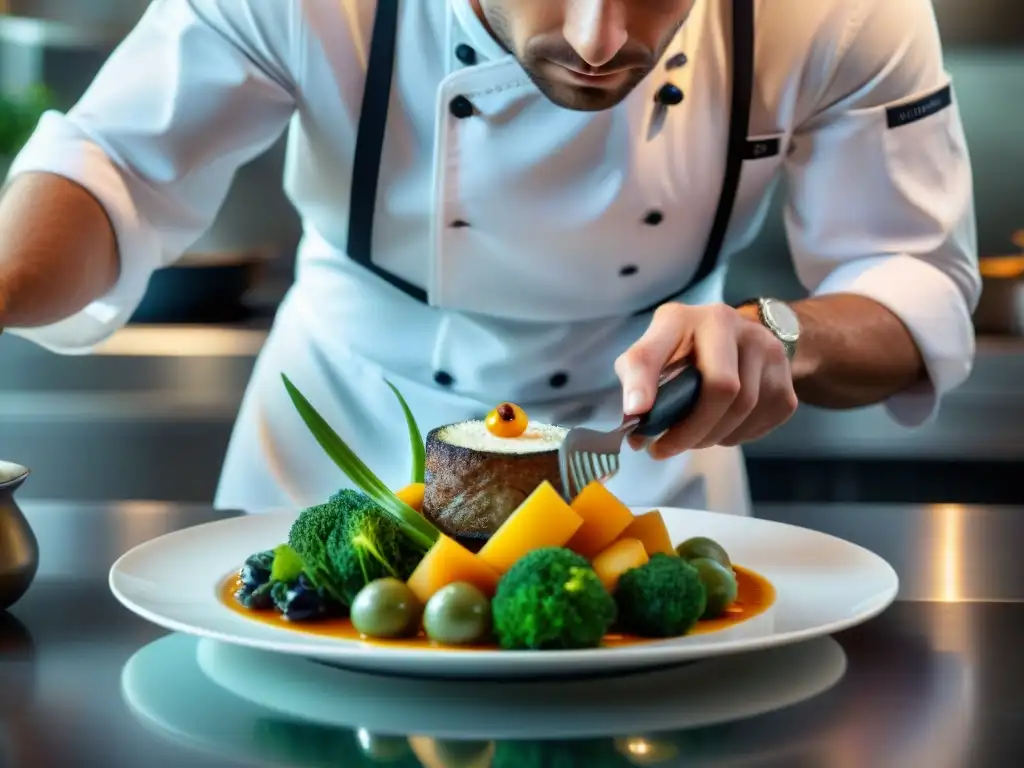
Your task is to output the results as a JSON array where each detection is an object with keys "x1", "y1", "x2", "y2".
[{"x1": 763, "y1": 299, "x2": 800, "y2": 341}]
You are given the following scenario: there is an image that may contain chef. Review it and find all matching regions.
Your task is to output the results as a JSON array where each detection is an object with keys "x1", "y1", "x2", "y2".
[{"x1": 0, "y1": 0, "x2": 980, "y2": 517}]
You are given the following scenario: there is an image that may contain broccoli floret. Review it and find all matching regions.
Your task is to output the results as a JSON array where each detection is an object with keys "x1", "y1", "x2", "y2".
[
  {"x1": 492, "y1": 547, "x2": 616, "y2": 650},
  {"x1": 615, "y1": 553, "x2": 707, "y2": 638},
  {"x1": 324, "y1": 489, "x2": 426, "y2": 604},
  {"x1": 288, "y1": 490, "x2": 427, "y2": 606},
  {"x1": 287, "y1": 501, "x2": 341, "y2": 568}
]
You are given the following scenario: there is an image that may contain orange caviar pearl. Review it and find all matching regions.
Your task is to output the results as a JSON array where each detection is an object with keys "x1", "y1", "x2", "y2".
[{"x1": 485, "y1": 402, "x2": 529, "y2": 438}]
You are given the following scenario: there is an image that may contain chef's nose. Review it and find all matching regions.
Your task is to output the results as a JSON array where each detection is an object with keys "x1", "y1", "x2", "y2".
[{"x1": 563, "y1": 0, "x2": 628, "y2": 68}]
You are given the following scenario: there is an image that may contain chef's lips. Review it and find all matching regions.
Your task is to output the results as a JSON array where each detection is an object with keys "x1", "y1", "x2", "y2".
[{"x1": 522, "y1": 37, "x2": 656, "y2": 110}]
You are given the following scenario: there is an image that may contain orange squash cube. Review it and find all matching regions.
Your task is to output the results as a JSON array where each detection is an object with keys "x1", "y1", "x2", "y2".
[
  {"x1": 565, "y1": 481, "x2": 637, "y2": 558},
  {"x1": 477, "y1": 481, "x2": 584, "y2": 573},
  {"x1": 395, "y1": 482, "x2": 425, "y2": 512},
  {"x1": 619, "y1": 510, "x2": 675, "y2": 557},
  {"x1": 406, "y1": 535, "x2": 501, "y2": 603},
  {"x1": 591, "y1": 538, "x2": 649, "y2": 591}
]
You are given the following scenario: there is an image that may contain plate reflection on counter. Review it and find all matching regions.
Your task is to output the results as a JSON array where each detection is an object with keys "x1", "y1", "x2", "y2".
[{"x1": 121, "y1": 632, "x2": 847, "y2": 766}]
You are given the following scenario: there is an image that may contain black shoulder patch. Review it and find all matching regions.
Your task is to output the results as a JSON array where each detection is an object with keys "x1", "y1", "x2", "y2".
[
  {"x1": 886, "y1": 84, "x2": 952, "y2": 129},
  {"x1": 743, "y1": 137, "x2": 781, "y2": 160}
]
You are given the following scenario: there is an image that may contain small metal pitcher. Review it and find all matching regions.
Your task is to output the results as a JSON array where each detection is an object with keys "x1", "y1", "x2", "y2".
[{"x1": 0, "y1": 462, "x2": 39, "y2": 610}]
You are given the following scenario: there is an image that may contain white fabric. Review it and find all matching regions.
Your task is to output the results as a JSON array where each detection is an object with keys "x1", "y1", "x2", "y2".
[{"x1": 4, "y1": 0, "x2": 980, "y2": 515}]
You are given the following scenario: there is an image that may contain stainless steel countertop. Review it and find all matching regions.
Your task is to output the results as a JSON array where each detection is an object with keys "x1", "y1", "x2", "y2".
[{"x1": 1, "y1": 501, "x2": 1021, "y2": 767}]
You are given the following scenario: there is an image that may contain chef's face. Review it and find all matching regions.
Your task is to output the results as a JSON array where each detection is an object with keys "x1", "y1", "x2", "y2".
[{"x1": 475, "y1": 0, "x2": 696, "y2": 111}]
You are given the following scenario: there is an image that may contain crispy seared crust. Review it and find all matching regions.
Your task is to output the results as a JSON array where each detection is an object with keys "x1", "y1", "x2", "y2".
[{"x1": 422, "y1": 422, "x2": 564, "y2": 541}]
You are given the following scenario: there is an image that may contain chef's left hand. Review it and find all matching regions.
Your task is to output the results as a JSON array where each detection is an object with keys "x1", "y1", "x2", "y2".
[{"x1": 615, "y1": 303, "x2": 798, "y2": 459}]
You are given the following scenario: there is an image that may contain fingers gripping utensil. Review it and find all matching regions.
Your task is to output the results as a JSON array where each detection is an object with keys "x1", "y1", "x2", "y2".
[{"x1": 558, "y1": 361, "x2": 703, "y2": 500}]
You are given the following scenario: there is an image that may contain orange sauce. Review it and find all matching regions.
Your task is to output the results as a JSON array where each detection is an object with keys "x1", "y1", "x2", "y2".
[{"x1": 218, "y1": 564, "x2": 775, "y2": 651}]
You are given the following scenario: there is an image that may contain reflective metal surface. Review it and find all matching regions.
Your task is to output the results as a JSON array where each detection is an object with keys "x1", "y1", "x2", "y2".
[
  {"x1": 755, "y1": 504, "x2": 1024, "y2": 602},
  {"x1": 0, "y1": 501, "x2": 1020, "y2": 767}
]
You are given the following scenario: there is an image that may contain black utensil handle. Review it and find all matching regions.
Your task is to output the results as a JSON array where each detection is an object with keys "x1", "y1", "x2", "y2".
[{"x1": 632, "y1": 365, "x2": 703, "y2": 438}]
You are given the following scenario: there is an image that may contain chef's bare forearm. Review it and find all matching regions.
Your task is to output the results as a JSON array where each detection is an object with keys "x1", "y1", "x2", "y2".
[
  {"x1": 739, "y1": 294, "x2": 926, "y2": 409},
  {"x1": 0, "y1": 172, "x2": 119, "y2": 328}
]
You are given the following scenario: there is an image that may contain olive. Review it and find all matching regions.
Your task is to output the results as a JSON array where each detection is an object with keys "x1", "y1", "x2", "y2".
[
  {"x1": 690, "y1": 557, "x2": 739, "y2": 618},
  {"x1": 351, "y1": 579, "x2": 422, "y2": 639},
  {"x1": 675, "y1": 536, "x2": 731, "y2": 568},
  {"x1": 423, "y1": 582, "x2": 491, "y2": 646}
]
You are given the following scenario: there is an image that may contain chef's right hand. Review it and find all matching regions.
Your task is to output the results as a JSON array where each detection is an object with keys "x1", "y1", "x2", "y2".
[{"x1": 614, "y1": 302, "x2": 798, "y2": 459}]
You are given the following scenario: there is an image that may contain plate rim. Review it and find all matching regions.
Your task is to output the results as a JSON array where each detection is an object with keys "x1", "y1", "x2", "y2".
[{"x1": 108, "y1": 508, "x2": 900, "y2": 668}]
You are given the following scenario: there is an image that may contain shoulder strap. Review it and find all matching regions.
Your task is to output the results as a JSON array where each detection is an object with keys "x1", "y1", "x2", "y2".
[
  {"x1": 636, "y1": 0, "x2": 755, "y2": 314},
  {"x1": 347, "y1": 0, "x2": 427, "y2": 301},
  {"x1": 348, "y1": 0, "x2": 755, "y2": 311}
]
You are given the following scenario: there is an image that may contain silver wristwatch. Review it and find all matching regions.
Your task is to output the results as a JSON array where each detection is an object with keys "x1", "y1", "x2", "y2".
[{"x1": 744, "y1": 298, "x2": 800, "y2": 360}]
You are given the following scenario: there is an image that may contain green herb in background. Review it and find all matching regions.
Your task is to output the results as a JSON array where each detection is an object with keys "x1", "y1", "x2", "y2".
[{"x1": 0, "y1": 85, "x2": 56, "y2": 158}]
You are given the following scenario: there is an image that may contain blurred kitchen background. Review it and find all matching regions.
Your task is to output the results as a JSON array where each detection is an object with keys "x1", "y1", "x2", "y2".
[{"x1": 0, "y1": 0, "x2": 1021, "y2": 508}]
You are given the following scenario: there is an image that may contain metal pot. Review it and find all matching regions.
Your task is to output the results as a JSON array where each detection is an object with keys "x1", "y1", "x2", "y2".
[{"x1": 0, "y1": 461, "x2": 38, "y2": 610}]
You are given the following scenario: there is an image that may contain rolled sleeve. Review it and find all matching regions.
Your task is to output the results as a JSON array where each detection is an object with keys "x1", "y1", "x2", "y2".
[
  {"x1": 3, "y1": 0, "x2": 297, "y2": 353},
  {"x1": 783, "y1": 0, "x2": 981, "y2": 427},
  {"x1": 5, "y1": 113, "x2": 164, "y2": 353},
  {"x1": 813, "y1": 255, "x2": 975, "y2": 427}
]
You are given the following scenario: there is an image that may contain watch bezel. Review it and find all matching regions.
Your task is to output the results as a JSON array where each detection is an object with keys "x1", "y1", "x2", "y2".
[{"x1": 759, "y1": 298, "x2": 801, "y2": 343}]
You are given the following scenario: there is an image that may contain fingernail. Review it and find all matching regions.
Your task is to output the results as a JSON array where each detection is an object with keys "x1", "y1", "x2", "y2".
[{"x1": 624, "y1": 389, "x2": 645, "y2": 414}]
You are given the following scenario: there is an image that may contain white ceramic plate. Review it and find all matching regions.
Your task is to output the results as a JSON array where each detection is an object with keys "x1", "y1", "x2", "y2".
[
  {"x1": 122, "y1": 632, "x2": 847, "y2": 766},
  {"x1": 109, "y1": 508, "x2": 898, "y2": 679}
]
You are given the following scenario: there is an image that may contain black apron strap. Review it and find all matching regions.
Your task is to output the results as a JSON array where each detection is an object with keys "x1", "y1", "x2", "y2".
[
  {"x1": 348, "y1": 0, "x2": 755, "y2": 311},
  {"x1": 635, "y1": 0, "x2": 756, "y2": 314},
  {"x1": 347, "y1": 0, "x2": 427, "y2": 302}
]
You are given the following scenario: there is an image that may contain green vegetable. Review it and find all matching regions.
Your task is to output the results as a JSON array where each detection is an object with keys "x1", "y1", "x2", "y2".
[
  {"x1": 385, "y1": 378, "x2": 425, "y2": 485},
  {"x1": 690, "y1": 557, "x2": 739, "y2": 619},
  {"x1": 675, "y1": 536, "x2": 731, "y2": 568},
  {"x1": 423, "y1": 582, "x2": 491, "y2": 645},
  {"x1": 350, "y1": 578, "x2": 422, "y2": 639},
  {"x1": 288, "y1": 490, "x2": 427, "y2": 605},
  {"x1": 492, "y1": 548, "x2": 616, "y2": 650},
  {"x1": 325, "y1": 489, "x2": 428, "y2": 603},
  {"x1": 615, "y1": 554, "x2": 706, "y2": 638},
  {"x1": 270, "y1": 543, "x2": 304, "y2": 584},
  {"x1": 0, "y1": 85, "x2": 55, "y2": 157},
  {"x1": 281, "y1": 373, "x2": 439, "y2": 549}
]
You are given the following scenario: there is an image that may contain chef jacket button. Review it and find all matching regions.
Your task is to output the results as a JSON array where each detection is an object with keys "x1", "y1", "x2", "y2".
[
  {"x1": 666, "y1": 52, "x2": 688, "y2": 70},
  {"x1": 644, "y1": 210, "x2": 664, "y2": 226},
  {"x1": 449, "y1": 95, "x2": 475, "y2": 118},
  {"x1": 620, "y1": 264, "x2": 639, "y2": 277},
  {"x1": 455, "y1": 44, "x2": 477, "y2": 66},
  {"x1": 434, "y1": 370, "x2": 455, "y2": 387},
  {"x1": 549, "y1": 372, "x2": 570, "y2": 389},
  {"x1": 656, "y1": 84, "x2": 684, "y2": 106}
]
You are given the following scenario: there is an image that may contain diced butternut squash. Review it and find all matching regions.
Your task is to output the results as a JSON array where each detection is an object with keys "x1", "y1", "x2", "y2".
[
  {"x1": 395, "y1": 482, "x2": 425, "y2": 512},
  {"x1": 477, "y1": 481, "x2": 584, "y2": 573},
  {"x1": 592, "y1": 538, "x2": 649, "y2": 591},
  {"x1": 619, "y1": 510, "x2": 675, "y2": 557},
  {"x1": 407, "y1": 535, "x2": 501, "y2": 603},
  {"x1": 565, "y1": 481, "x2": 637, "y2": 558}
]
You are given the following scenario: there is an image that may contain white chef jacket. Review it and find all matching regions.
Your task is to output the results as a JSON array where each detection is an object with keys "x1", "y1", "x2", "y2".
[{"x1": 4, "y1": 0, "x2": 980, "y2": 517}]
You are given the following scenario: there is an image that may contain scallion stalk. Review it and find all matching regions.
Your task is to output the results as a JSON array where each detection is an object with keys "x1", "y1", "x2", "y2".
[{"x1": 281, "y1": 374, "x2": 439, "y2": 550}]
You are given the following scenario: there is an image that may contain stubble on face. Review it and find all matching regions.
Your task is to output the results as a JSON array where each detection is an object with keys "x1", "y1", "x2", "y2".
[{"x1": 474, "y1": 0, "x2": 693, "y2": 112}]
